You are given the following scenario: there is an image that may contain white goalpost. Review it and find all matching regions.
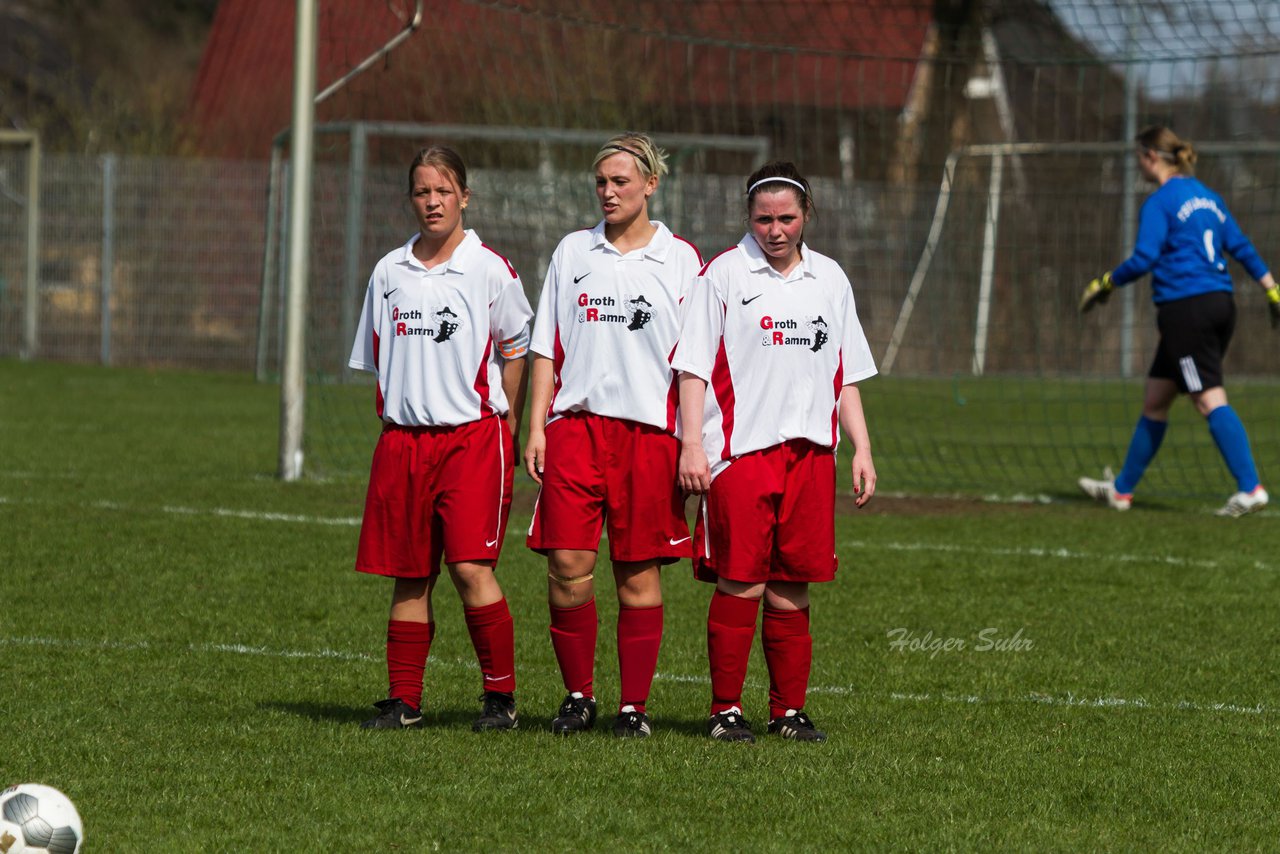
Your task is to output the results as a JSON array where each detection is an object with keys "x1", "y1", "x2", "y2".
[
  {"x1": 880, "y1": 139, "x2": 1280, "y2": 377},
  {"x1": 278, "y1": 0, "x2": 423, "y2": 481},
  {"x1": 0, "y1": 130, "x2": 41, "y2": 362}
]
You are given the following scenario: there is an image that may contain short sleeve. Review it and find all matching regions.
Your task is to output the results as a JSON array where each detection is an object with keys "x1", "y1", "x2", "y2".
[
  {"x1": 348, "y1": 267, "x2": 380, "y2": 373},
  {"x1": 671, "y1": 269, "x2": 725, "y2": 382},
  {"x1": 490, "y1": 271, "x2": 534, "y2": 346},
  {"x1": 839, "y1": 282, "x2": 877, "y2": 384},
  {"x1": 530, "y1": 247, "x2": 561, "y2": 358}
]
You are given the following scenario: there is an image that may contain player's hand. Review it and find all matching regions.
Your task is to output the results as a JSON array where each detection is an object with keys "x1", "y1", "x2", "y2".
[
  {"x1": 678, "y1": 441, "x2": 711, "y2": 495},
  {"x1": 524, "y1": 428, "x2": 546, "y2": 484},
  {"x1": 1267, "y1": 285, "x2": 1280, "y2": 329},
  {"x1": 1079, "y1": 272, "x2": 1114, "y2": 313},
  {"x1": 850, "y1": 449, "x2": 877, "y2": 508}
]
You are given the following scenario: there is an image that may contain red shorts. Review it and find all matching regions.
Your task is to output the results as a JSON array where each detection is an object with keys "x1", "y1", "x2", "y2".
[
  {"x1": 355, "y1": 416, "x2": 514, "y2": 578},
  {"x1": 694, "y1": 439, "x2": 837, "y2": 584},
  {"x1": 526, "y1": 413, "x2": 691, "y2": 563}
]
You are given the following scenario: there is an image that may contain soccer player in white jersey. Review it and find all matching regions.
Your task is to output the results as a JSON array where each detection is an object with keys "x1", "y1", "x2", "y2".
[
  {"x1": 525, "y1": 133, "x2": 703, "y2": 737},
  {"x1": 672, "y1": 161, "x2": 877, "y2": 743},
  {"x1": 349, "y1": 146, "x2": 532, "y2": 732}
]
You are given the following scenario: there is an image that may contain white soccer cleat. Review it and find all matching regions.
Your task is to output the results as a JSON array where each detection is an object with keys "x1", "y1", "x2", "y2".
[
  {"x1": 1077, "y1": 466, "x2": 1132, "y2": 511},
  {"x1": 1215, "y1": 485, "x2": 1269, "y2": 518}
]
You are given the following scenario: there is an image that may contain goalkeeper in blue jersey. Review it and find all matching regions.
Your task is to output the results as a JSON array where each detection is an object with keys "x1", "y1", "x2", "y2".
[{"x1": 1078, "y1": 126, "x2": 1278, "y2": 517}]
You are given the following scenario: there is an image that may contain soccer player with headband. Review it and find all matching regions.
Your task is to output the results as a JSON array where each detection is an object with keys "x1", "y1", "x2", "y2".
[
  {"x1": 1078, "y1": 126, "x2": 1275, "y2": 517},
  {"x1": 672, "y1": 161, "x2": 878, "y2": 742},
  {"x1": 525, "y1": 132, "x2": 704, "y2": 738},
  {"x1": 348, "y1": 145, "x2": 533, "y2": 731}
]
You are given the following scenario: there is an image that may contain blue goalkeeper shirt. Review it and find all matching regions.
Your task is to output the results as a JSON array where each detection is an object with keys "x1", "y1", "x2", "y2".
[{"x1": 1111, "y1": 175, "x2": 1269, "y2": 304}]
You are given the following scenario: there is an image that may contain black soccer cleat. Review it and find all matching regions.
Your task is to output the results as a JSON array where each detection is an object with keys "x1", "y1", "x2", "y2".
[
  {"x1": 552, "y1": 692, "x2": 597, "y2": 735},
  {"x1": 361, "y1": 697, "x2": 424, "y2": 730},
  {"x1": 612, "y1": 707, "x2": 652, "y2": 738},
  {"x1": 473, "y1": 691, "x2": 519, "y2": 732},
  {"x1": 706, "y1": 707, "x2": 755, "y2": 743},
  {"x1": 767, "y1": 709, "x2": 827, "y2": 742}
]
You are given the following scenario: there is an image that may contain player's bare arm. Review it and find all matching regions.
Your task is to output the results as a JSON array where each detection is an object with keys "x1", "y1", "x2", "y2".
[
  {"x1": 524, "y1": 354, "x2": 555, "y2": 483},
  {"x1": 839, "y1": 383, "x2": 876, "y2": 507},
  {"x1": 501, "y1": 347, "x2": 529, "y2": 460},
  {"x1": 677, "y1": 371, "x2": 711, "y2": 494}
]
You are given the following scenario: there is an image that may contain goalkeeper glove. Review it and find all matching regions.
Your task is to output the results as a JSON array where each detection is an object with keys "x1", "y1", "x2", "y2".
[
  {"x1": 1267, "y1": 285, "x2": 1280, "y2": 330},
  {"x1": 1079, "y1": 272, "x2": 1114, "y2": 314}
]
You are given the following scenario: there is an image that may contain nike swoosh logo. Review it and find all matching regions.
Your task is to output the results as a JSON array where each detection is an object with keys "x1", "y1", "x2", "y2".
[
  {"x1": 485, "y1": 538, "x2": 499, "y2": 547},
  {"x1": 668, "y1": 536, "x2": 692, "y2": 546},
  {"x1": 383, "y1": 288, "x2": 398, "y2": 299},
  {"x1": 399, "y1": 713, "x2": 422, "y2": 726},
  {"x1": 485, "y1": 674, "x2": 512, "y2": 682},
  {"x1": 573, "y1": 273, "x2": 591, "y2": 284},
  {"x1": 741, "y1": 294, "x2": 763, "y2": 305}
]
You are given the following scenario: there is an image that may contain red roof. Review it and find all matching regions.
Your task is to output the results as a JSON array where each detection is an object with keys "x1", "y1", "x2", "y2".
[{"x1": 190, "y1": 0, "x2": 932, "y2": 158}]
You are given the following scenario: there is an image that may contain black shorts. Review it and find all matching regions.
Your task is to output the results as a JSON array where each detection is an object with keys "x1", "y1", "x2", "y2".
[{"x1": 1150, "y1": 291, "x2": 1235, "y2": 393}]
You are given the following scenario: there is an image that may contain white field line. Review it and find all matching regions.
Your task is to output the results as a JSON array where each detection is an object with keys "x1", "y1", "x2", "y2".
[
  {"x1": 3, "y1": 493, "x2": 1262, "y2": 569},
  {"x1": 841, "y1": 538, "x2": 1271, "y2": 572},
  {"x1": 1, "y1": 494, "x2": 361, "y2": 527},
  {"x1": 2, "y1": 635, "x2": 1272, "y2": 718}
]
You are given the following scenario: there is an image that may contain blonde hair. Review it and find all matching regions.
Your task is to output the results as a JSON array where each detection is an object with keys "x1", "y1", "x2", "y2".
[
  {"x1": 592, "y1": 132, "x2": 669, "y2": 181},
  {"x1": 1136, "y1": 126, "x2": 1197, "y2": 176}
]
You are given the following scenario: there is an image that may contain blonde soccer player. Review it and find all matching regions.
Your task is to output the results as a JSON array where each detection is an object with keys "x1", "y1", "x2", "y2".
[
  {"x1": 1078, "y1": 126, "x2": 1276, "y2": 516},
  {"x1": 350, "y1": 146, "x2": 532, "y2": 731},
  {"x1": 525, "y1": 133, "x2": 703, "y2": 737},
  {"x1": 673, "y1": 161, "x2": 877, "y2": 743}
]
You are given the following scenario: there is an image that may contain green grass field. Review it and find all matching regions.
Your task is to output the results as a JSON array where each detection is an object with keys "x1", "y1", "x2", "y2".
[
  {"x1": 1, "y1": 359, "x2": 1278, "y2": 851},
  {"x1": 304, "y1": 364, "x2": 1280, "y2": 499}
]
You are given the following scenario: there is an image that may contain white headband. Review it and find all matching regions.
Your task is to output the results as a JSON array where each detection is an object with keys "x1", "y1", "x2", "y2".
[{"x1": 747, "y1": 176, "x2": 807, "y2": 196}]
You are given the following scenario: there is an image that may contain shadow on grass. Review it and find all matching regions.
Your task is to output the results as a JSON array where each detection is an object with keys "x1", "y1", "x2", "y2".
[
  {"x1": 259, "y1": 700, "x2": 714, "y2": 739},
  {"x1": 260, "y1": 701, "x2": 523, "y2": 732},
  {"x1": 1044, "y1": 487, "x2": 1187, "y2": 513}
]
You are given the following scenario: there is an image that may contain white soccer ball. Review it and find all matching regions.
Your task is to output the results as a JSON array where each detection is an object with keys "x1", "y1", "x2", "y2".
[{"x1": 0, "y1": 784, "x2": 84, "y2": 854}]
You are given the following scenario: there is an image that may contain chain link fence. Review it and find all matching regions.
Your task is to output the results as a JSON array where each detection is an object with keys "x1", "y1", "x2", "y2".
[{"x1": 0, "y1": 153, "x2": 268, "y2": 370}]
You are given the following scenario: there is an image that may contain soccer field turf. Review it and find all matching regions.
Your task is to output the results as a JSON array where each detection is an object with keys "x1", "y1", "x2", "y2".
[{"x1": 1, "y1": 359, "x2": 1277, "y2": 850}]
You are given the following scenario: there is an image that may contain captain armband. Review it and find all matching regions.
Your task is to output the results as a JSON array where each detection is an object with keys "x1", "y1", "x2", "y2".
[{"x1": 498, "y1": 324, "x2": 530, "y2": 360}]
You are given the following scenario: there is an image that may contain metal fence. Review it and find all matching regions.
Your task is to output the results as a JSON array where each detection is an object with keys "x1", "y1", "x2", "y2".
[
  {"x1": 4, "y1": 149, "x2": 1278, "y2": 382},
  {"x1": 0, "y1": 153, "x2": 269, "y2": 370}
]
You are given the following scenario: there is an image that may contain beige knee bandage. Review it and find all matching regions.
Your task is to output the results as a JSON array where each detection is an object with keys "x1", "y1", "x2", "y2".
[{"x1": 548, "y1": 571, "x2": 594, "y2": 587}]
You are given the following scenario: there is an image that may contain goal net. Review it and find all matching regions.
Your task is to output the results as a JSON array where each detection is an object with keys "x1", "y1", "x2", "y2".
[{"x1": 250, "y1": 0, "x2": 1280, "y2": 498}]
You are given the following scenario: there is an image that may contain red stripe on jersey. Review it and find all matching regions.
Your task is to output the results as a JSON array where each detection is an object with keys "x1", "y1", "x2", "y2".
[
  {"x1": 549, "y1": 327, "x2": 565, "y2": 417},
  {"x1": 373, "y1": 329, "x2": 385, "y2": 419},
  {"x1": 672, "y1": 232, "x2": 704, "y2": 266},
  {"x1": 665, "y1": 343, "x2": 680, "y2": 434},
  {"x1": 698, "y1": 245, "x2": 736, "y2": 277},
  {"x1": 473, "y1": 338, "x2": 494, "y2": 418},
  {"x1": 831, "y1": 353, "x2": 844, "y2": 447},
  {"x1": 712, "y1": 333, "x2": 735, "y2": 460},
  {"x1": 481, "y1": 243, "x2": 519, "y2": 279}
]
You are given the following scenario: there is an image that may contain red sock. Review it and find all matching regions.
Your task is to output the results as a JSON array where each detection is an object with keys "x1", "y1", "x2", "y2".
[
  {"x1": 387, "y1": 619, "x2": 434, "y2": 710},
  {"x1": 762, "y1": 606, "x2": 812, "y2": 721},
  {"x1": 617, "y1": 604, "x2": 663, "y2": 714},
  {"x1": 707, "y1": 590, "x2": 760, "y2": 715},
  {"x1": 463, "y1": 598, "x2": 516, "y2": 695},
  {"x1": 550, "y1": 599, "x2": 597, "y2": 697}
]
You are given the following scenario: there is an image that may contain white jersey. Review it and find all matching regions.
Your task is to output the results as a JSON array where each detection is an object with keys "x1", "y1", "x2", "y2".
[
  {"x1": 531, "y1": 221, "x2": 702, "y2": 433},
  {"x1": 348, "y1": 230, "x2": 533, "y2": 427},
  {"x1": 671, "y1": 234, "x2": 877, "y2": 478}
]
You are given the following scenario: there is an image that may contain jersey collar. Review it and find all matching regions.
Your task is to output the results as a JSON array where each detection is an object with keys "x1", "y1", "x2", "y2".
[
  {"x1": 400, "y1": 229, "x2": 481, "y2": 274},
  {"x1": 738, "y1": 233, "x2": 815, "y2": 281},
  {"x1": 590, "y1": 220, "x2": 675, "y2": 262}
]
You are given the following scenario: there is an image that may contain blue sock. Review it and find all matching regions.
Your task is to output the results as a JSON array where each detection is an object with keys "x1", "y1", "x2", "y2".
[
  {"x1": 1207, "y1": 405, "x2": 1261, "y2": 493},
  {"x1": 1114, "y1": 415, "x2": 1168, "y2": 495}
]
